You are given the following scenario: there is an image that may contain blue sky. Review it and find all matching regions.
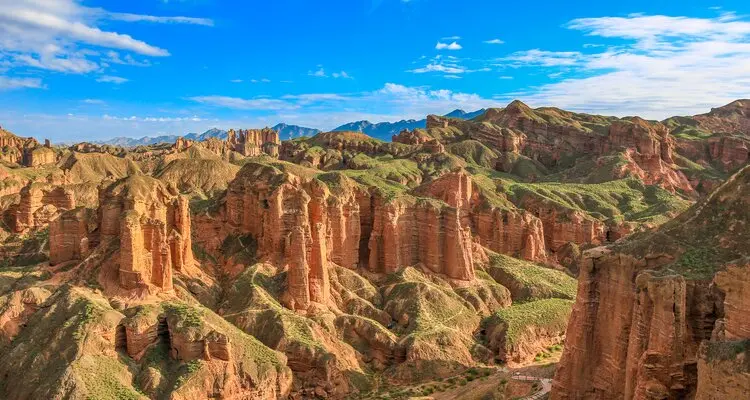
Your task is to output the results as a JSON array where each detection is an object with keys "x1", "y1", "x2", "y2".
[{"x1": 1, "y1": 0, "x2": 749, "y2": 142}]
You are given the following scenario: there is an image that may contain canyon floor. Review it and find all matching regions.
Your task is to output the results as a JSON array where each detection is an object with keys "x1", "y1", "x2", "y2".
[{"x1": 0, "y1": 99, "x2": 749, "y2": 399}]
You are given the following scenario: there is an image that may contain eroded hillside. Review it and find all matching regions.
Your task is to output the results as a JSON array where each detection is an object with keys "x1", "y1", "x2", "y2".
[{"x1": 0, "y1": 100, "x2": 748, "y2": 399}]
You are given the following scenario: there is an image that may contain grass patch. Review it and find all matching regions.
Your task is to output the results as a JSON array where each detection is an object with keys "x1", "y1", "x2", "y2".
[
  {"x1": 486, "y1": 298, "x2": 573, "y2": 347},
  {"x1": 486, "y1": 253, "x2": 577, "y2": 301}
]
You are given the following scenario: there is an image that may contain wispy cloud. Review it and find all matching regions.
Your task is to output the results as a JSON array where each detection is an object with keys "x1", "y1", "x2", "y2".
[
  {"x1": 82, "y1": 98, "x2": 105, "y2": 104},
  {"x1": 308, "y1": 67, "x2": 326, "y2": 77},
  {"x1": 499, "y1": 49, "x2": 584, "y2": 67},
  {"x1": 103, "y1": 114, "x2": 205, "y2": 122},
  {"x1": 308, "y1": 67, "x2": 352, "y2": 79},
  {"x1": 96, "y1": 75, "x2": 129, "y2": 84},
  {"x1": 0, "y1": 0, "x2": 210, "y2": 83},
  {"x1": 408, "y1": 55, "x2": 491, "y2": 76},
  {"x1": 105, "y1": 12, "x2": 214, "y2": 26},
  {"x1": 189, "y1": 83, "x2": 499, "y2": 130},
  {"x1": 484, "y1": 39, "x2": 505, "y2": 44},
  {"x1": 189, "y1": 95, "x2": 298, "y2": 110},
  {"x1": 0, "y1": 76, "x2": 44, "y2": 90},
  {"x1": 435, "y1": 41, "x2": 462, "y2": 50},
  {"x1": 502, "y1": 12, "x2": 750, "y2": 118},
  {"x1": 230, "y1": 79, "x2": 243, "y2": 83}
]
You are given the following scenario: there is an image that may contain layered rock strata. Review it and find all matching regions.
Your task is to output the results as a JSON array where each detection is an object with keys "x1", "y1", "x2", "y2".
[
  {"x1": 14, "y1": 183, "x2": 75, "y2": 232},
  {"x1": 552, "y1": 166, "x2": 750, "y2": 399},
  {"x1": 227, "y1": 128, "x2": 280, "y2": 157},
  {"x1": 98, "y1": 176, "x2": 193, "y2": 291}
]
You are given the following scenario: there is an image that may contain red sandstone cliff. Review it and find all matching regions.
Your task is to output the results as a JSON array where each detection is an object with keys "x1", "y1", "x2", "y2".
[
  {"x1": 227, "y1": 128, "x2": 280, "y2": 157},
  {"x1": 553, "y1": 165, "x2": 750, "y2": 399},
  {"x1": 14, "y1": 183, "x2": 75, "y2": 233}
]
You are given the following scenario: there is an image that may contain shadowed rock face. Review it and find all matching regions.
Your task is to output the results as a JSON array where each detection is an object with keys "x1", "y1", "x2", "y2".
[{"x1": 552, "y1": 166, "x2": 750, "y2": 400}]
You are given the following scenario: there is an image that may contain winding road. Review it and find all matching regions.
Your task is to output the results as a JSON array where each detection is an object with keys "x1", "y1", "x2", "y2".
[{"x1": 512, "y1": 375, "x2": 552, "y2": 399}]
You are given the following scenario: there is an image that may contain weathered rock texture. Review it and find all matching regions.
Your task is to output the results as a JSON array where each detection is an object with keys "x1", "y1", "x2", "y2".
[
  {"x1": 425, "y1": 101, "x2": 694, "y2": 194},
  {"x1": 98, "y1": 175, "x2": 193, "y2": 291},
  {"x1": 49, "y1": 208, "x2": 95, "y2": 265},
  {"x1": 227, "y1": 128, "x2": 280, "y2": 157},
  {"x1": 221, "y1": 164, "x2": 483, "y2": 310},
  {"x1": 14, "y1": 183, "x2": 75, "y2": 232},
  {"x1": 552, "y1": 165, "x2": 750, "y2": 399}
]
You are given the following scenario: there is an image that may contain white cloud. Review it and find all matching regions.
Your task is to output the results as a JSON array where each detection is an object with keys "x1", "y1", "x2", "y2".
[
  {"x1": 503, "y1": 12, "x2": 750, "y2": 118},
  {"x1": 410, "y1": 63, "x2": 466, "y2": 74},
  {"x1": 408, "y1": 56, "x2": 491, "y2": 75},
  {"x1": 442, "y1": 35, "x2": 461, "y2": 40},
  {"x1": 105, "y1": 51, "x2": 151, "y2": 67},
  {"x1": 331, "y1": 71, "x2": 352, "y2": 79},
  {"x1": 188, "y1": 83, "x2": 498, "y2": 130},
  {"x1": 0, "y1": 75, "x2": 44, "y2": 90},
  {"x1": 309, "y1": 67, "x2": 352, "y2": 79},
  {"x1": 308, "y1": 67, "x2": 327, "y2": 77},
  {"x1": 103, "y1": 114, "x2": 204, "y2": 122},
  {"x1": 435, "y1": 41, "x2": 462, "y2": 50},
  {"x1": 82, "y1": 98, "x2": 105, "y2": 104},
  {"x1": 0, "y1": 0, "x2": 210, "y2": 79},
  {"x1": 484, "y1": 39, "x2": 505, "y2": 44},
  {"x1": 230, "y1": 79, "x2": 243, "y2": 83},
  {"x1": 105, "y1": 12, "x2": 213, "y2": 26},
  {"x1": 189, "y1": 95, "x2": 298, "y2": 110},
  {"x1": 96, "y1": 75, "x2": 128, "y2": 84},
  {"x1": 499, "y1": 49, "x2": 584, "y2": 67}
]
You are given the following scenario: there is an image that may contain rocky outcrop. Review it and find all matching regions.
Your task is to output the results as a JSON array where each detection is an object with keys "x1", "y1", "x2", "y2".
[
  {"x1": 14, "y1": 183, "x2": 75, "y2": 232},
  {"x1": 0, "y1": 127, "x2": 40, "y2": 166},
  {"x1": 707, "y1": 135, "x2": 750, "y2": 171},
  {"x1": 423, "y1": 101, "x2": 695, "y2": 194},
  {"x1": 173, "y1": 136, "x2": 193, "y2": 152},
  {"x1": 693, "y1": 99, "x2": 750, "y2": 135},
  {"x1": 97, "y1": 175, "x2": 193, "y2": 291},
  {"x1": 552, "y1": 166, "x2": 750, "y2": 399},
  {"x1": 49, "y1": 208, "x2": 94, "y2": 265},
  {"x1": 224, "y1": 164, "x2": 347, "y2": 309},
  {"x1": 222, "y1": 165, "x2": 483, "y2": 310},
  {"x1": 227, "y1": 128, "x2": 280, "y2": 157},
  {"x1": 26, "y1": 146, "x2": 56, "y2": 167}
]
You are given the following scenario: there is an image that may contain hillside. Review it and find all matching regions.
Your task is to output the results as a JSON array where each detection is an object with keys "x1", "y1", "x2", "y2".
[{"x1": 0, "y1": 100, "x2": 748, "y2": 399}]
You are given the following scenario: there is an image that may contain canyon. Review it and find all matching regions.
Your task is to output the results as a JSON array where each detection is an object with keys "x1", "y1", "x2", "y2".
[{"x1": 0, "y1": 99, "x2": 748, "y2": 399}]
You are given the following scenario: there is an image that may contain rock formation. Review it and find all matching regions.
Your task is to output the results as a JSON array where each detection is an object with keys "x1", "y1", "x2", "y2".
[
  {"x1": 552, "y1": 165, "x2": 750, "y2": 399},
  {"x1": 49, "y1": 208, "x2": 94, "y2": 265},
  {"x1": 0, "y1": 126, "x2": 55, "y2": 167},
  {"x1": 98, "y1": 175, "x2": 193, "y2": 291},
  {"x1": 14, "y1": 183, "x2": 75, "y2": 232},
  {"x1": 3, "y1": 98, "x2": 750, "y2": 399},
  {"x1": 227, "y1": 128, "x2": 280, "y2": 157}
]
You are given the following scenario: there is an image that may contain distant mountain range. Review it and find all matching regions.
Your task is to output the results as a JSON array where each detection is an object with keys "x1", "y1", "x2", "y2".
[
  {"x1": 333, "y1": 109, "x2": 486, "y2": 141},
  {"x1": 96, "y1": 109, "x2": 485, "y2": 146}
]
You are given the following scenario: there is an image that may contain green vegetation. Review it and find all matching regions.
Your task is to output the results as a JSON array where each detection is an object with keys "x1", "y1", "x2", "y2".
[
  {"x1": 663, "y1": 116, "x2": 713, "y2": 140},
  {"x1": 173, "y1": 360, "x2": 202, "y2": 389},
  {"x1": 487, "y1": 253, "x2": 577, "y2": 301},
  {"x1": 75, "y1": 355, "x2": 143, "y2": 400},
  {"x1": 164, "y1": 303, "x2": 204, "y2": 331},
  {"x1": 667, "y1": 247, "x2": 719, "y2": 280},
  {"x1": 503, "y1": 178, "x2": 691, "y2": 224},
  {"x1": 486, "y1": 299, "x2": 573, "y2": 346}
]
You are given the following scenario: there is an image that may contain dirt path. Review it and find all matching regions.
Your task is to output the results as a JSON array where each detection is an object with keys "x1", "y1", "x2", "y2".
[{"x1": 511, "y1": 375, "x2": 552, "y2": 399}]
